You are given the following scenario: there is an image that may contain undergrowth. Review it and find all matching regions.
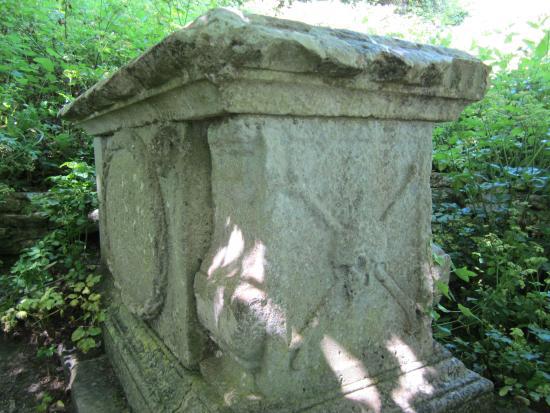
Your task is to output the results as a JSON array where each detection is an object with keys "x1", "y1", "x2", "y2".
[
  {"x1": 431, "y1": 28, "x2": 550, "y2": 409},
  {"x1": 0, "y1": 162, "x2": 101, "y2": 353}
]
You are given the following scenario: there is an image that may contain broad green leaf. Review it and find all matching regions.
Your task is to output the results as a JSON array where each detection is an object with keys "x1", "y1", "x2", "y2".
[
  {"x1": 34, "y1": 57, "x2": 55, "y2": 72},
  {"x1": 77, "y1": 337, "x2": 97, "y2": 353},
  {"x1": 435, "y1": 324, "x2": 451, "y2": 336},
  {"x1": 71, "y1": 327, "x2": 86, "y2": 342},
  {"x1": 454, "y1": 267, "x2": 476, "y2": 282},
  {"x1": 435, "y1": 281, "x2": 451, "y2": 300},
  {"x1": 46, "y1": 47, "x2": 59, "y2": 57},
  {"x1": 88, "y1": 327, "x2": 102, "y2": 336},
  {"x1": 534, "y1": 31, "x2": 549, "y2": 60},
  {"x1": 458, "y1": 304, "x2": 475, "y2": 318},
  {"x1": 433, "y1": 252, "x2": 446, "y2": 266},
  {"x1": 510, "y1": 327, "x2": 524, "y2": 339},
  {"x1": 498, "y1": 386, "x2": 512, "y2": 397}
]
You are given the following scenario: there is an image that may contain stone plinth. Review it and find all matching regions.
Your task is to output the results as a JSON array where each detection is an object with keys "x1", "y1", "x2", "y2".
[{"x1": 62, "y1": 9, "x2": 493, "y2": 413}]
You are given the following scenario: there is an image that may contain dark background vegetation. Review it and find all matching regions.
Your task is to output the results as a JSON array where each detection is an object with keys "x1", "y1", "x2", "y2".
[{"x1": 0, "y1": 0, "x2": 548, "y2": 411}]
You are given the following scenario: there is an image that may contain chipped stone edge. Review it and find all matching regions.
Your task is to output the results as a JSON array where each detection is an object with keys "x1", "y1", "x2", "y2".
[
  {"x1": 59, "y1": 349, "x2": 129, "y2": 413},
  {"x1": 60, "y1": 8, "x2": 490, "y2": 124},
  {"x1": 72, "y1": 75, "x2": 477, "y2": 136}
]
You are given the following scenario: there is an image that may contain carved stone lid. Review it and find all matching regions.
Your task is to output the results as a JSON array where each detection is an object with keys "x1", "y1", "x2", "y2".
[{"x1": 60, "y1": 8, "x2": 489, "y2": 127}]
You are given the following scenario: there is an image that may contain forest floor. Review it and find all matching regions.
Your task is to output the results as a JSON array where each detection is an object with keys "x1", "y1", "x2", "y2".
[{"x1": 0, "y1": 334, "x2": 69, "y2": 413}]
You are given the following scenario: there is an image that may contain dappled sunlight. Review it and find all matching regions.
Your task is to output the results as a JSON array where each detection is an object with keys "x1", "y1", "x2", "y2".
[
  {"x1": 213, "y1": 286, "x2": 225, "y2": 328},
  {"x1": 222, "y1": 226, "x2": 245, "y2": 267},
  {"x1": 232, "y1": 282, "x2": 267, "y2": 304},
  {"x1": 386, "y1": 336, "x2": 435, "y2": 413},
  {"x1": 207, "y1": 225, "x2": 245, "y2": 276},
  {"x1": 201, "y1": 218, "x2": 287, "y2": 370},
  {"x1": 321, "y1": 335, "x2": 382, "y2": 413},
  {"x1": 241, "y1": 241, "x2": 266, "y2": 284}
]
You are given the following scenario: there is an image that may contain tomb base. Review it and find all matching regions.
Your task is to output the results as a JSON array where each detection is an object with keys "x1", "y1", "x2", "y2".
[{"x1": 104, "y1": 296, "x2": 493, "y2": 413}]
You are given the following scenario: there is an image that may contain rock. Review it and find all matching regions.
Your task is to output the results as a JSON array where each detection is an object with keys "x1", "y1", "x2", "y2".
[
  {"x1": 0, "y1": 192, "x2": 50, "y2": 261},
  {"x1": 61, "y1": 8, "x2": 492, "y2": 413},
  {"x1": 61, "y1": 352, "x2": 128, "y2": 413}
]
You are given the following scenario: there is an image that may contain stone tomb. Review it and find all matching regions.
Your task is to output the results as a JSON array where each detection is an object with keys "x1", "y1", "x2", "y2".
[{"x1": 61, "y1": 9, "x2": 493, "y2": 413}]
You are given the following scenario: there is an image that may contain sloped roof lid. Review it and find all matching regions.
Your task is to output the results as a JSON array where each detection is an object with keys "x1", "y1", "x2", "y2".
[{"x1": 60, "y1": 8, "x2": 489, "y2": 121}]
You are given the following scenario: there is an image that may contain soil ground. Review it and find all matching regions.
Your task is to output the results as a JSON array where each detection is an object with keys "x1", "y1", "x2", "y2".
[{"x1": 0, "y1": 334, "x2": 69, "y2": 413}]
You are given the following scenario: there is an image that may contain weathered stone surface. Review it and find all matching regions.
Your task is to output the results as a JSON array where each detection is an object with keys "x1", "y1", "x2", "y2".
[
  {"x1": 98, "y1": 121, "x2": 212, "y2": 368},
  {"x1": 62, "y1": 354, "x2": 129, "y2": 413},
  {"x1": 60, "y1": 8, "x2": 489, "y2": 135},
  {"x1": 102, "y1": 291, "x2": 229, "y2": 413},
  {"x1": 195, "y1": 116, "x2": 435, "y2": 405},
  {"x1": 62, "y1": 8, "x2": 492, "y2": 413}
]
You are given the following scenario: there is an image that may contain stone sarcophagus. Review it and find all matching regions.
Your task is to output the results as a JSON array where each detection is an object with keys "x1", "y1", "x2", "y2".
[{"x1": 61, "y1": 9, "x2": 493, "y2": 413}]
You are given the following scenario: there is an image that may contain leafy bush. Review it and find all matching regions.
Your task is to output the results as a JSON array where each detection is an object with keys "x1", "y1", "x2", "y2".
[
  {"x1": 432, "y1": 30, "x2": 550, "y2": 408},
  {"x1": 0, "y1": 0, "x2": 240, "y2": 190},
  {"x1": 0, "y1": 0, "x2": 245, "y2": 368},
  {"x1": 0, "y1": 162, "x2": 102, "y2": 353},
  {"x1": 0, "y1": 182, "x2": 14, "y2": 205},
  {"x1": 0, "y1": 0, "x2": 244, "y2": 360},
  {"x1": 341, "y1": 0, "x2": 467, "y2": 25}
]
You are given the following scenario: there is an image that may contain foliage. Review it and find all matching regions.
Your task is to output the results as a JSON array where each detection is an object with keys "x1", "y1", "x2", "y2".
[
  {"x1": 279, "y1": 0, "x2": 468, "y2": 25},
  {"x1": 370, "y1": 0, "x2": 467, "y2": 25},
  {"x1": 0, "y1": 0, "x2": 240, "y2": 190},
  {"x1": 0, "y1": 182, "x2": 14, "y2": 205},
  {"x1": 432, "y1": 28, "x2": 550, "y2": 408},
  {"x1": 0, "y1": 162, "x2": 103, "y2": 353},
  {"x1": 0, "y1": 1, "x2": 238, "y2": 408}
]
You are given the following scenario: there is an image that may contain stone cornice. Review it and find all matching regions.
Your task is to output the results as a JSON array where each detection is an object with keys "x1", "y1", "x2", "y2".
[{"x1": 60, "y1": 8, "x2": 489, "y2": 127}]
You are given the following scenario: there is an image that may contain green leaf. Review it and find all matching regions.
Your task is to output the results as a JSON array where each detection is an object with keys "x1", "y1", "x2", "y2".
[
  {"x1": 454, "y1": 266, "x2": 476, "y2": 282},
  {"x1": 433, "y1": 252, "x2": 446, "y2": 267},
  {"x1": 88, "y1": 327, "x2": 102, "y2": 336},
  {"x1": 73, "y1": 282, "x2": 85, "y2": 292},
  {"x1": 71, "y1": 327, "x2": 86, "y2": 342},
  {"x1": 34, "y1": 57, "x2": 55, "y2": 72},
  {"x1": 77, "y1": 337, "x2": 97, "y2": 353},
  {"x1": 435, "y1": 280, "x2": 452, "y2": 300},
  {"x1": 435, "y1": 324, "x2": 451, "y2": 336},
  {"x1": 45, "y1": 47, "x2": 59, "y2": 57},
  {"x1": 86, "y1": 274, "x2": 101, "y2": 287},
  {"x1": 458, "y1": 304, "x2": 476, "y2": 318},
  {"x1": 534, "y1": 31, "x2": 549, "y2": 60},
  {"x1": 499, "y1": 386, "x2": 512, "y2": 397},
  {"x1": 510, "y1": 327, "x2": 524, "y2": 339}
]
